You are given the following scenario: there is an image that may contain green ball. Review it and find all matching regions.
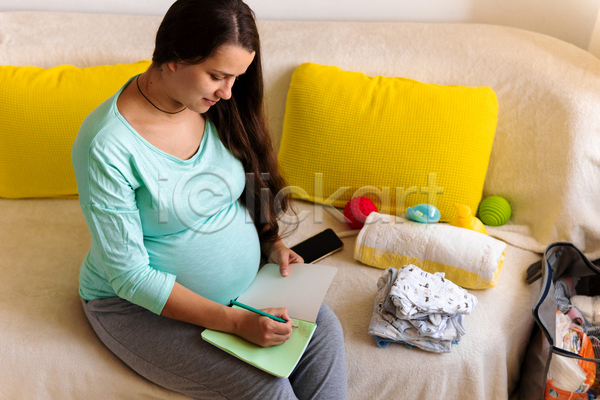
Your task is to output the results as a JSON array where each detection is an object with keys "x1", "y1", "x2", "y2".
[{"x1": 478, "y1": 196, "x2": 511, "y2": 226}]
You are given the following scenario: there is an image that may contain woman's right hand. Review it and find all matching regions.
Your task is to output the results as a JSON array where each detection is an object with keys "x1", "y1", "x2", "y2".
[
  {"x1": 233, "y1": 307, "x2": 294, "y2": 347},
  {"x1": 161, "y1": 283, "x2": 294, "y2": 347}
]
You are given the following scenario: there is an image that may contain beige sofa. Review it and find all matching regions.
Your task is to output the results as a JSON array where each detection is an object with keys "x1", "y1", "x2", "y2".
[{"x1": 2, "y1": 11, "x2": 600, "y2": 400}]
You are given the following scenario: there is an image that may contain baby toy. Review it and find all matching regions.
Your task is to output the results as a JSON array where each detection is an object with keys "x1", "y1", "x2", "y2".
[
  {"x1": 450, "y1": 204, "x2": 487, "y2": 235},
  {"x1": 344, "y1": 196, "x2": 378, "y2": 229},
  {"x1": 477, "y1": 196, "x2": 511, "y2": 227},
  {"x1": 404, "y1": 204, "x2": 441, "y2": 224}
]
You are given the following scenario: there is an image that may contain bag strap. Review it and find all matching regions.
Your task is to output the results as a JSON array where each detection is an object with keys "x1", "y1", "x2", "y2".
[
  {"x1": 554, "y1": 347, "x2": 600, "y2": 363},
  {"x1": 526, "y1": 259, "x2": 542, "y2": 285}
]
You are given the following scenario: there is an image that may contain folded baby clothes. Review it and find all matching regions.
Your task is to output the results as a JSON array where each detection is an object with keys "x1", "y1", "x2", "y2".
[
  {"x1": 555, "y1": 279, "x2": 600, "y2": 358},
  {"x1": 390, "y1": 264, "x2": 478, "y2": 318},
  {"x1": 368, "y1": 265, "x2": 477, "y2": 353},
  {"x1": 368, "y1": 268, "x2": 457, "y2": 352}
]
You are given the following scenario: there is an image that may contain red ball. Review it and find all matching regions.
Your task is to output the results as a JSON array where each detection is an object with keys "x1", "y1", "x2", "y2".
[{"x1": 344, "y1": 196, "x2": 378, "y2": 229}]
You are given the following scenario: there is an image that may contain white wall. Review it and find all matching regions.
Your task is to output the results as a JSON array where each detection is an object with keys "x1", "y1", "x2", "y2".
[{"x1": 1, "y1": 0, "x2": 600, "y2": 52}]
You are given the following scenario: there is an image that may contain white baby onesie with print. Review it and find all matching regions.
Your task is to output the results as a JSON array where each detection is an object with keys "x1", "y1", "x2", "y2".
[{"x1": 389, "y1": 264, "x2": 478, "y2": 318}]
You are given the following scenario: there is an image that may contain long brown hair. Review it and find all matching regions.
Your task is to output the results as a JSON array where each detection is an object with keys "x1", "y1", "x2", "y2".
[{"x1": 152, "y1": 0, "x2": 292, "y2": 244}]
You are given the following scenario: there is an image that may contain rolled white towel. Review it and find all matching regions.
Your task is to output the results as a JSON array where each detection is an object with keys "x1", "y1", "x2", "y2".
[
  {"x1": 570, "y1": 295, "x2": 600, "y2": 326},
  {"x1": 354, "y1": 212, "x2": 507, "y2": 289}
]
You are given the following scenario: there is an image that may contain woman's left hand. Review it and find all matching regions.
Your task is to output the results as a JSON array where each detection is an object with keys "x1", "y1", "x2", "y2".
[{"x1": 265, "y1": 239, "x2": 304, "y2": 277}]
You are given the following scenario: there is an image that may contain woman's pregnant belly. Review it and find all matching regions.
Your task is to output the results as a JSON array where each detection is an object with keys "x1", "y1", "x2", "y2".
[{"x1": 144, "y1": 202, "x2": 261, "y2": 305}]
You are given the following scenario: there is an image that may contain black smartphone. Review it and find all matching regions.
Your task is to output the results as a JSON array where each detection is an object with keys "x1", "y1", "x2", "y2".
[{"x1": 290, "y1": 228, "x2": 344, "y2": 264}]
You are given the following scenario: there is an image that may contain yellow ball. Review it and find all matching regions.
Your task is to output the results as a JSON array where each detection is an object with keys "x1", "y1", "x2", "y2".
[{"x1": 478, "y1": 196, "x2": 511, "y2": 226}]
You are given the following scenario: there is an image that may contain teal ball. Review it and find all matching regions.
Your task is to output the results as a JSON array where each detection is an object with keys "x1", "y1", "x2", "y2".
[{"x1": 478, "y1": 196, "x2": 511, "y2": 226}]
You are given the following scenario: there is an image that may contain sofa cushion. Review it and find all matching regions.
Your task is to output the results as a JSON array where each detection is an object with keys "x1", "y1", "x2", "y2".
[
  {"x1": 0, "y1": 61, "x2": 151, "y2": 198},
  {"x1": 277, "y1": 62, "x2": 498, "y2": 222}
]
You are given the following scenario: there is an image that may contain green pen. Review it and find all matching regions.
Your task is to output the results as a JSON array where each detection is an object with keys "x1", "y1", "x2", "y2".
[{"x1": 230, "y1": 300, "x2": 297, "y2": 327}]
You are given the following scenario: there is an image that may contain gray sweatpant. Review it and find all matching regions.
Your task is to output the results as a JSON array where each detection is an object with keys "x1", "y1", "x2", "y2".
[{"x1": 82, "y1": 297, "x2": 348, "y2": 400}]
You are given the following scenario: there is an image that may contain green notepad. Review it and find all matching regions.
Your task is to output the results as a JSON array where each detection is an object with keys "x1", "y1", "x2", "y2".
[
  {"x1": 202, "y1": 307, "x2": 317, "y2": 378},
  {"x1": 201, "y1": 263, "x2": 338, "y2": 378}
]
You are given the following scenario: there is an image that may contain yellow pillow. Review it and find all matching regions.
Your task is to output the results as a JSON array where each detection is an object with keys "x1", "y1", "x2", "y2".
[
  {"x1": 0, "y1": 61, "x2": 151, "y2": 198},
  {"x1": 278, "y1": 63, "x2": 498, "y2": 222}
]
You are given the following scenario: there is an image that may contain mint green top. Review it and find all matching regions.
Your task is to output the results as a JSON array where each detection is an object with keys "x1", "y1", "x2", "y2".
[{"x1": 72, "y1": 77, "x2": 261, "y2": 315}]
